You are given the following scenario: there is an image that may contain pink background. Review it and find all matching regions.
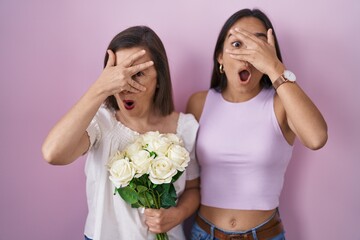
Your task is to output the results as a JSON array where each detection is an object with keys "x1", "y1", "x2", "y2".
[{"x1": 1, "y1": 1, "x2": 359, "y2": 239}]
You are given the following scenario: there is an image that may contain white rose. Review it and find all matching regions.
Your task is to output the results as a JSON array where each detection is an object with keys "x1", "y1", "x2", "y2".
[
  {"x1": 167, "y1": 144, "x2": 190, "y2": 171},
  {"x1": 142, "y1": 131, "x2": 171, "y2": 155},
  {"x1": 108, "y1": 157, "x2": 135, "y2": 188},
  {"x1": 141, "y1": 131, "x2": 162, "y2": 144},
  {"x1": 124, "y1": 138, "x2": 143, "y2": 158},
  {"x1": 149, "y1": 156, "x2": 177, "y2": 184},
  {"x1": 131, "y1": 149, "x2": 154, "y2": 177},
  {"x1": 155, "y1": 136, "x2": 172, "y2": 156},
  {"x1": 164, "y1": 133, "x2": 183, "y2": 146},
  {"x1": 107, "y1": 150, "x2": 126, "y2": 168}
]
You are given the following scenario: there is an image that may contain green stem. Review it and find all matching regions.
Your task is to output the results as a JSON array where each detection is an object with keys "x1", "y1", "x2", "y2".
[
  {"x1": 143, "y1": 192, "x2": 151, "y2": 208},
  {"x1": 157, "y1": 191, "x2": 161, "y2": 208},
  {"x1": 151, "y1": 190, "x2": 160, "y2": 209},
  {"x1": 156, "y1": 232, "x2": 168, "y2": 240}
]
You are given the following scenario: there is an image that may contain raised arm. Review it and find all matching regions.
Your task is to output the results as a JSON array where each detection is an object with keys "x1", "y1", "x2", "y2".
[
  {"x1": 272, "y1": 75, "x2": 328, "y2": 150},
  {"x1": 265, "y1": 29, "x2": 327, "y2": 149},
  {"x1": 226, "y1": 28, "x2": 328, "y2": 149},
  {"x1": 42, "y1": 50, "x2": 152, "y2": 165}
]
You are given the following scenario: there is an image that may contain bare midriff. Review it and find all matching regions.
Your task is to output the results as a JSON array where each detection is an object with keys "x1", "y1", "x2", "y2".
[{"x1": 199, "y1": 205, "x2": 277, "y2": 231}]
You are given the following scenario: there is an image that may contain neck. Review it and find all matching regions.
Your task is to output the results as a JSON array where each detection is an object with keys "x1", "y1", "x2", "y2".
[
  {"x1": 222, "y1": 84, "x2": 262, "y2": 103},
  {"x1": 115, "y1": 108, "x2": 164, "y2": 133}
]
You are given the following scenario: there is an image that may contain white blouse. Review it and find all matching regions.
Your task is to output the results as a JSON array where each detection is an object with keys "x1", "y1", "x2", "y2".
[{"x1": 84, "y1": 106, "x2": 199, "y2": 240}]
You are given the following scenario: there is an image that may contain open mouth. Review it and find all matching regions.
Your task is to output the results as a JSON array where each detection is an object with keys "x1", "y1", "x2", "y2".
[
  {"x1": 123, "y1": 100, "x2": 135, "y2": 110},
  {"x1": 239, "y1": 70, "x2": 251, "y2": 82}
]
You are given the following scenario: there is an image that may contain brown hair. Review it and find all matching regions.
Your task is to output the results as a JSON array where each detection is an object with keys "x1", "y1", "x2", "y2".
[
  {"x1": 211, "y1": 9, "x2": 283, "y2": 92},
  {"x1": 104, "y1": 26, "x2": 174, "y2": 116}
]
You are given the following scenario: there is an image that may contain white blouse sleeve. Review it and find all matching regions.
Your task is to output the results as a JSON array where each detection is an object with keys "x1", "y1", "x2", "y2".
[
  {"x1": 178, "y1": 113, "x2": 200, "y2": 181},
  {"x1": 86, "y1": 111, "x2": 102, "y2": 150}
]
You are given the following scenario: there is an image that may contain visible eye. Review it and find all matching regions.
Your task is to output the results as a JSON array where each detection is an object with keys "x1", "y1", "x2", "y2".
[
  {"x1": 132, "y1": 71, "x2": 144, "y2": 80},
  {"x1": 135, "y1": 71, "x2": 144, "y2": 77},
  {"x1": 231, "y1": 41, "x2": 242, "y2": 48}
]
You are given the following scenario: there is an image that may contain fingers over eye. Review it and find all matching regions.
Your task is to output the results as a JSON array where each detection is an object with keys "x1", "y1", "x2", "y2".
[
  {"x1": 230, "y1": 28, "x2": 249, "y2": 38},
  {"x1": 231, "y1": 28, "x2": 264, "y2": 44},
  {"x1": 129, "y1": 61, "x2": 154, "y2": 76},
  {"x1": 128, "y1": 78, "x2": 146, "y2": 92},
  {"x1": 122, "y1": 49, "x2": 146, "y2": 67}
]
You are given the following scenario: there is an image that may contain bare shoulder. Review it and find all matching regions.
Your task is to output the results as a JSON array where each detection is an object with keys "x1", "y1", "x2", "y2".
[{"x1": 186, "y1": 90, "x2": 208, "y2": 121}]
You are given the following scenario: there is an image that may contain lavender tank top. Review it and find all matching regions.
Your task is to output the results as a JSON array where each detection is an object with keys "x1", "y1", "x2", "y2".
[{"x1": 196, "y1": 88, "x2": 293, "y2": 210}]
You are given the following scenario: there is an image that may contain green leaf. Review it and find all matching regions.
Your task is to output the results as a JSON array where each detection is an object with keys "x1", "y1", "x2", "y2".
[
  {"x1": 138, "y1": 194, "x2": 147, "y2": 206},
  {"x1": 169, "y1": 184, "x2": 177, "y2": 198},
  {"x1": 137, "y1": 185, "x2": 148, "y2": 193},
  {"x1": 155, "y1": 183, "x2": 169, "y2": 194},
  {"x1": 171, "y1": 171, "x2": 183, "y2": 183},
  {"x1": 139, "y1": 174, "x2": 148, "y2": 182},
  {"x1": 117, "y1": 187, "x2": 139, "y2": 204},
  {"x1": 160, "y1": 192, "x2": 176, "y2": 208},
  {"x1": 131, "y1": 202, "x2": 143, "y2": 208},
  {"x1": 149, "y1": 151, "x2": 157, "y2": 158},
  {"x1": 146, "y1": 191, "x2": 155, "y2": 208},
  {"x1": 129, "y1": 181, "x2": 137, "y2": 189},
  {"x1": 139, "y1": 191, "x2": 155, "y2": 208}
]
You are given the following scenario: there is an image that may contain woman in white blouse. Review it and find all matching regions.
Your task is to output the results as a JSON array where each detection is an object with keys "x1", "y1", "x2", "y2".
[{"x1": 42, "y1": 26, "x2": 200, "y2": 240}]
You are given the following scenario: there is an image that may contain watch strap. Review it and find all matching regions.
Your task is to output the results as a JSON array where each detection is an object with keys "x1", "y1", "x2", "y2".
[{"x1": 272, "y1": 75, "x2": 287, "y2": 90}]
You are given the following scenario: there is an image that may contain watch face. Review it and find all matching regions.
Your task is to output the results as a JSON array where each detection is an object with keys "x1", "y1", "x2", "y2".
[{"x1": 283, "y1": 70, "x2": 296, "y2": 82}]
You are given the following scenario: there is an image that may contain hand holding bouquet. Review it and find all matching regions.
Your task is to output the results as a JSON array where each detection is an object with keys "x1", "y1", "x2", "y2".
[{"x1": 108, "y1": 131, "x2": 190, "y2": 240}]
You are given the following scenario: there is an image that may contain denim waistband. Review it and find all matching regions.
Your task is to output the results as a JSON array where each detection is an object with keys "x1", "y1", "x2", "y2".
[{"x1": 197, "y1": 209, "x2": 278, "y2": 235}]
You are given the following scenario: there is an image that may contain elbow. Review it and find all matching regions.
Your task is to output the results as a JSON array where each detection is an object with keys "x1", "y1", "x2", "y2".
[
  {"x1": 41, "y1": 144, "x2": 65, "y2": 165},
  {"x1": 306, "y1": 130, "x2": 328, "y2": 150}
]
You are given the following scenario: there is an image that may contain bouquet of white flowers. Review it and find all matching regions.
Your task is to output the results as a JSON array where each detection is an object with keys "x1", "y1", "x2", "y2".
[{"x1": 108, "y1": 131, "x2": 190, "y2": 240}]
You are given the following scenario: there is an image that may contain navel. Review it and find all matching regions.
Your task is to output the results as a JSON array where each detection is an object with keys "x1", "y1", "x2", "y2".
[{"x1": 229, "y1": 218, "x2": 237, "y2": 229}]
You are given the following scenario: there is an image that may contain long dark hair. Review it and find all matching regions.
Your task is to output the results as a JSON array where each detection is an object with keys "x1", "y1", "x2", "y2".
[
  {"x1": 210, "y1": 9, "x2": 283, "y2": 92},
  {"x1": 104, "y1": 26, "x2": 174, "y2": 116}
]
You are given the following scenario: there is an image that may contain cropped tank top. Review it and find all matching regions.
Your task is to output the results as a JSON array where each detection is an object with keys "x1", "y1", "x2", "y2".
[{"x1": 196, "y1": 88, "x2": 293, "y2": 210}]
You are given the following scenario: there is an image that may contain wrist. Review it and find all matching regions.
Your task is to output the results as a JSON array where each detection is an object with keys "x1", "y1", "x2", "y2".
[
  {"x1": 272, "y1": 69, "x2": 297, "y2": 90},
  {"x1": 87, "y1": 83, "x2": 110, "y2": 103},
  {"x1": 268, "y1": 61, "x2": 285, "y2": 82}
]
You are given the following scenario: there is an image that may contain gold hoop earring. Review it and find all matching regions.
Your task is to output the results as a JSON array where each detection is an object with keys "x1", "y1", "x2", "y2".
[{"x1": 219, "y1": 64, "x2": 224, "y2": 74}]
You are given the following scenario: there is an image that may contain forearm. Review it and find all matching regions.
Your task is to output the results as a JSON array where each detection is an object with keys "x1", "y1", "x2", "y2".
[
  {"x1": 144, "y1": 179, "x2": 200, "y2": 233},
  {"x1": 174, "y1": 179, "x2": 200, "y2": 224},
  {"x1": 42, "y1": 84, "x2": 108, "y2": 165}
]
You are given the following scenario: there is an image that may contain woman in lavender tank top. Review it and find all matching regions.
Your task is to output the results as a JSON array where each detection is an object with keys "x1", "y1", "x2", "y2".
[{"x1": 187, "y1": 9, "x2": 328, "y2": 240}]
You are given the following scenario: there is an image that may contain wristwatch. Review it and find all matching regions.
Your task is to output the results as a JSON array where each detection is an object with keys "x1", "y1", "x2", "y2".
[{"x1": 272, "y1": 70, "x2": 296, "y2": 90}]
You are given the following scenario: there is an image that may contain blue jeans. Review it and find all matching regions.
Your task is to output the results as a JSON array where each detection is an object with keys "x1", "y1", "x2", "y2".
[
  {"x1": 84, "y1": 236, "x2": 92, "y2": 240},
  {"x1": 190, "y1": 212, "x2": 286, "y2": 240}
]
